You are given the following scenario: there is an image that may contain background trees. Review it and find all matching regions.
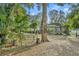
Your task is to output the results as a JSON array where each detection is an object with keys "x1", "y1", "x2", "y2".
[
  {"x1": 67, "y1": 4, "x2": 79, "y2": 30},
  {"x1": 0, "y1": 4, "x2": 30, "y2": 45},
  {"x1": 0, "y1": 3, "x2": 79, "y2": 45},
  {"x1": 49, "y1": 9, "x2": 66, "y2": 34}
]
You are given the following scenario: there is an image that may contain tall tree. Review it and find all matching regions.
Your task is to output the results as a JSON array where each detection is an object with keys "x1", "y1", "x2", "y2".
[
  {"x1": 26, "y1": 3, "x2": 49, "y2": 42},
  {"x1": 41, "y1": 3, "x2": 49, "y2": 42}
]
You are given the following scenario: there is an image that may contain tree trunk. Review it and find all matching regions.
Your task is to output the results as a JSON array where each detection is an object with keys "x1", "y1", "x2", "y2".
[
  {"x1": 41, "y1": 3, "x2": 49, "y2": 42},
  {"x1": 76, "y1": 30, "x2": 77, "y2": 37}
]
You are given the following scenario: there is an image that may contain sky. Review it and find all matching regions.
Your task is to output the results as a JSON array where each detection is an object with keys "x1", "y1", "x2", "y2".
[{"x1": 25, "y1": 3, "x2": 71, "y2": 23}]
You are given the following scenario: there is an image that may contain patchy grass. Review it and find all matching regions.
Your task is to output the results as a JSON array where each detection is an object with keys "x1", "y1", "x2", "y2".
[{"x1": 1, "y1": 34, "x2": 79, "y2": 56}]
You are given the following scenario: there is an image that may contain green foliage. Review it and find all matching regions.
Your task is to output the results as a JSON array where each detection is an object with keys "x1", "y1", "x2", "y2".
[
  {"x1": 67, "y1": 5, "x2": 79, "y2": 30},
  {"x1": 30, "y1": 18, "x2": 39, "y2": 30},
  {"x1": 0, "y1": 3, "x2": 41, "y2": 45},
  {"x1": 0, "y1": 4, "x2": 31, "y2": 45}
]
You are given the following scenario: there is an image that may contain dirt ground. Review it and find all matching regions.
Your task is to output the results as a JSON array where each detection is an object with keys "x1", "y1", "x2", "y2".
[{"x1": 7, "y1": 35, "x2": 79, "y2": 56}]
